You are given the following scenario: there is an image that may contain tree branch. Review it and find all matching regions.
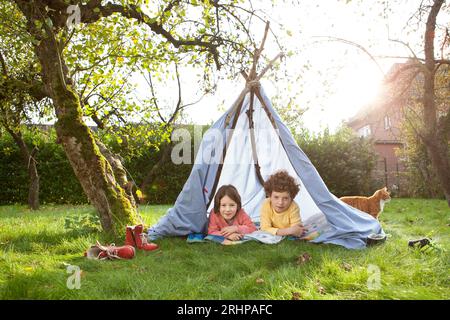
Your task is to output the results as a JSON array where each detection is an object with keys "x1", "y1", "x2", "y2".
[
  {"x1": 439, "y1": 27, "x2": 449, "y2": 61},
  {"x1": 384, "y1": 62, "x2": 424, "y2": 84},
  {"x1": 78, "y1": 2, "x2": 222, "y2": 69},
  {"x1": 313, "y1": 36, "x2": 385, "y2": 76},
  {"x1": 163, "y1": 0, "x2": 181, "y2": 14},
  {"x1": 0, "y1": 51, "x2": 8, "y2": 76},
  {"x1": 388, "y1": 38, "x2": 419, "y2": 59},
  {"x1": 435, "y1": 59, "x2": 450, "y2": 72},
  {"x1": 144, "y1": 69, "x2": 166, "y2": 124},
  {"x1": 164, "y1": 62, "x2": 182, "y2": 128}
]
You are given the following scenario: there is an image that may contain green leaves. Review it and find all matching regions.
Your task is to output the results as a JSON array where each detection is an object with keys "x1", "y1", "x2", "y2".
[
  {"x1": 45, "y1": 17, "x2": 53, "y2": 28},
  {"x1": 2, "y1": 0, "x2": 258, "y2": 165},
  {"x1": 297, "y1": 127, "x2": 378, "y2": 196},
  {"x1": 64, "y1": 213, "x2": 101, "y2": 234},
  {"x1": 34, "y1": 20, "x2": 43, "y2": 29}
]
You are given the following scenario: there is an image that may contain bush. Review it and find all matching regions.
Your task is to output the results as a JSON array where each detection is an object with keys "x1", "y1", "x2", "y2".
[
  {"x1": 100, "y1": 124, "x2": 204, "y2": 205},
  {"x1": 1, "y1": 125, "x2": 381, "y2": 205},
  {"x1": 0, "y1": 128, "x2": 87, "y2": 204},
  {"x1": 396, "y1": 127, "x2": 446, "y2": 199},
  {"x1": 0, "y1": 134, "x2": 28, "y2": 203},
  {"x1": 296, "y1": 127, "x2": 378, "y2": 197}
]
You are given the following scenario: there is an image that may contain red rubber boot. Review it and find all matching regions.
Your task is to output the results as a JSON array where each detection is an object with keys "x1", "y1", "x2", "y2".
[
  {"x1": 133, "y1": 224, "x2": 159, "y2": 251},
  {"x1": 125, "y1": 226, "x2": 136, "y2": 247},
  {"x1": 85, "y1": 241, "x2": 135, "y2": 260}
]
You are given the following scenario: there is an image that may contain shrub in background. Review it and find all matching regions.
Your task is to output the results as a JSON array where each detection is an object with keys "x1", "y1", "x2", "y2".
[
  {"x1": 0, "y1": 128, "x2": 87, "y2": 204},
  {"x1": 296, "y1": 127, "x2": 378, "y2": 197}
]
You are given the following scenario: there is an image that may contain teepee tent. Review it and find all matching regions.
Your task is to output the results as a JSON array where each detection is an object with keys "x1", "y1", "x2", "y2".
[{"x1": 148, "y1": 23, "x2": 383, "y2": 249}]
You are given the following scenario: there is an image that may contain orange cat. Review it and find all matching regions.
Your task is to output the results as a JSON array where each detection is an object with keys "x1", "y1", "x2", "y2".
[{"x1": 340, "y1": 187, "x2": 391, "y2": 219}]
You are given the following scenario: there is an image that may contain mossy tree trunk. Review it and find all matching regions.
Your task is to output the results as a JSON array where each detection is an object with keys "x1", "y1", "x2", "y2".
[
  {"x1": 34, "y1": 38, "x2": 139, "y2": 234},
  {"x1": 96, "y1": 140, "x2": 138, "y2": 208}
]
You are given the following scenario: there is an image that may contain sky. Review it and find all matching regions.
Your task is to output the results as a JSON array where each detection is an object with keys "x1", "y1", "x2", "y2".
[{"x1": 134, "y1": 0, "x2": 447, "y2": 133}]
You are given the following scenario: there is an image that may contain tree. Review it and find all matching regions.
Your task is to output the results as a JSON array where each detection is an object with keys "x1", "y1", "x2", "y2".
[
  {"x1": 420, "y1": 0, "x2": 450, "y2": 206},
  {"x1": 0, "y1": 2, "x2": 49, "y2": 210},
  {"x1": 387, "y1": 0, "x2": 450, "y2": 205},
  {"x1": 334, "y1": 0, "x2": 449, "y2": 205},
  {"x1": 8, "y1": 0, "x2": 261, "y2": 234}
]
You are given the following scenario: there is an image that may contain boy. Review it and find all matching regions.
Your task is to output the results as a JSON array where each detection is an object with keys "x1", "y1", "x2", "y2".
[{"x1": 260, "y1": 170, "x2": 306, "y2": 237}]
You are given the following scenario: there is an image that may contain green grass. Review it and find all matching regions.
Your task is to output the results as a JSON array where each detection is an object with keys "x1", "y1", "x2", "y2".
[{"x1": 0, "y1": 199, "x2": 449, "y2": 300}]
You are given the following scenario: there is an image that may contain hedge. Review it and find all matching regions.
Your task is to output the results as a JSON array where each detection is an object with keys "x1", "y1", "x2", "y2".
[{"x1": 0, "y1": 125, "x2": 379, "y2": 205}]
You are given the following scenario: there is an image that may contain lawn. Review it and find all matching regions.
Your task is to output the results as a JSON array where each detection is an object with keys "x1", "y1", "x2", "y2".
[{"x1": 0, "y1": 199, "x2": 448, "y2": 300}]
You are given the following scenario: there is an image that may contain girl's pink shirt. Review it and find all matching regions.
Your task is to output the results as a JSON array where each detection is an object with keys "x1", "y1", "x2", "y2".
[{"x1": 207, "y1": 208, "x2": 257, "y2": 236}]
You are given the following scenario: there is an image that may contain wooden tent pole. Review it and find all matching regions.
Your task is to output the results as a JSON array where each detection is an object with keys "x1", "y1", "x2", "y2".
[
  {"x1": 225, "y1": 86, "x2": 250, "y2": 127},
  {"x1": 256, "y1": 52, "x2": 284, "y2": 81},
  {"x1": 247, "y1": 89, "x2": 265, "y2": 186},
  {"x1": 207, "y1": 96, "x2": 246, "y2": 208},
  {"x1": 208, "y1": 21, "x2": 281, "y2": 205},
  {"x1": 249, "y1": 21, "x2": 270, "y2": 80},
  {"x1": 259, "y1": 22, "x2": 271, "y2": 53},
  {"x1": 241, "y1": 70, "x2": 249, "y2": 81},
  {"x1": 254, "y1": 89, "x2": 278, "y2": 130}
]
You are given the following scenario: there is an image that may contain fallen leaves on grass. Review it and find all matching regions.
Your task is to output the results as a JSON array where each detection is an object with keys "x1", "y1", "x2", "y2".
[
  {"x1": 316, "y1": 280, "x2": 326, "y2": 295},
  {"x1": 296, "y1": 252, "x2": 312, "y2": 265},
  {"x1": 256, "y1": 278, "x2": 265, "y2": 284},
  {"x1": 341, "y1": 262, "x2": 352, "y2": 272},
  {"x1": 291, "y1": 292, "x2": 302, "y2": 300}
]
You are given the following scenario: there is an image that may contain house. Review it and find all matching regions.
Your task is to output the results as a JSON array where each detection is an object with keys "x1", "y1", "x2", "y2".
[{"x1": 345, "y1": 61, "x2": 418, "y2": 193}]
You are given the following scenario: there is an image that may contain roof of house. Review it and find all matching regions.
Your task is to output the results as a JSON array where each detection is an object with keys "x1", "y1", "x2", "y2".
[{"x1": 347, "y1": 60, "x2": 420, "y2": 126}]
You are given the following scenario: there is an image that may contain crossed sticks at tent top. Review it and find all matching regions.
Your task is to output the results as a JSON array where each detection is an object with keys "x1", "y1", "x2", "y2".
[
  {"x1": 230, "y1": 21, "x2": 284, "y2": 113},
  {"x1": 208, "y1": 22, "x2": 283, "y2": 207},
  {"x1": 243, "y1": 21, "x2": 284, "y2": 86}
]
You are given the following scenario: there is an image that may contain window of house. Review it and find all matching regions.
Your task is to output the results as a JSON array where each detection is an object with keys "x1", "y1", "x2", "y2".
[
  {"x1": 357, "y1": 125, "x2": 371, "y2": 137},
  {"x1": 384, "y1": 115, "x2": 391, "y2": 130}
]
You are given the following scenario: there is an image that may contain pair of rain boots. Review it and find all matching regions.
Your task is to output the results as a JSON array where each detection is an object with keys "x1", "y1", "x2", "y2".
[{"x1": 125, "y1": 224, "x2": 159, "y2": 252}]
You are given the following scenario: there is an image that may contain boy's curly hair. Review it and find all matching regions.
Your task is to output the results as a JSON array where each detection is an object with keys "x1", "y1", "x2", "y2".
[{"x1": 263, "y1": 170, "x2": 300, "y2": 198}]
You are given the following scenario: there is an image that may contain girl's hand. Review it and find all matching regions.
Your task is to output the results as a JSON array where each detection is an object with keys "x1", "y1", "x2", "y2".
[
  {"x1": 227, "y1": 233, "x2": 243, "y2": 241},
  {"x1": 221, "y1": 226, "x2": 238, "y2": 236}
]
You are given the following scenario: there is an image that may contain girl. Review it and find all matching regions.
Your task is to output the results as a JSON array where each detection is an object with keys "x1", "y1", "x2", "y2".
[
  {"x1": 260, "y1": 170, "x2": 306, "y2": 237},
  {"x1": 208, "y1": 185, "x2": 256, "y2": 241}
]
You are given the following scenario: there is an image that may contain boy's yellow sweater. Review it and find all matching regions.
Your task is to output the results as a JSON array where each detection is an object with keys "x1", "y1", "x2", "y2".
[{"x1": 260, "y1": 198, "x2": 302, "y2": 235}]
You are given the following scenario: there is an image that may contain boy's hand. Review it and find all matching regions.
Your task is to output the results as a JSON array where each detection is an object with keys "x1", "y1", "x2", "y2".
[
  {"x1": 290, "y1": 224, "x2": 307, "y2": 238},
  {"x1": 221, "y1": 226, "x2": 239, "y2": 236}
]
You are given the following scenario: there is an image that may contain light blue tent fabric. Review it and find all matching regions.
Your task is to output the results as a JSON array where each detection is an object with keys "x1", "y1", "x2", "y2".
[{"x1": 148, "y1": 87, "x2": 384, "y2": 249}]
